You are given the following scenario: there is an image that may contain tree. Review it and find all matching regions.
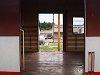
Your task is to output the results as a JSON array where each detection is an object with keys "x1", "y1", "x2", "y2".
[{"x1": 40, "y1": 22, "x2": 52, "y2": 30}]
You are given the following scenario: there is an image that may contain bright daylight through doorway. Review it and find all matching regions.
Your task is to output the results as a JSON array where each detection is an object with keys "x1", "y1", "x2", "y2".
[{"x1": 39, "y1": 13, "x2": 63, "y2": 52}]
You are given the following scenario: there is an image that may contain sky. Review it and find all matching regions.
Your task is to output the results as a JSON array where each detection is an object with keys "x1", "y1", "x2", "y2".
[
  {"x1": 39, "y1": 14, "x2": 84, "y2": 25},
  {"x1": 73, "y1": 17, "x2": 84, "y2": 25},
  {"x1": 39, "y1": 14, "x2": 63, "y2": 25}
]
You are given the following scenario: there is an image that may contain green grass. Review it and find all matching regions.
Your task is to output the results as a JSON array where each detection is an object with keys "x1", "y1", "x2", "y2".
[{"x1": 39, "y1": 43, "x2": 63, "y2": 52}]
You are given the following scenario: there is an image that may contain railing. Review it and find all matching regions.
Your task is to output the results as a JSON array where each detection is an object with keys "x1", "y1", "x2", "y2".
[
  {"x1": 88, "y1": 52, "x2": 95, "y2": 74},
  {"x1": 20, "y1": 29, "x2": 25, "y2": 70}
]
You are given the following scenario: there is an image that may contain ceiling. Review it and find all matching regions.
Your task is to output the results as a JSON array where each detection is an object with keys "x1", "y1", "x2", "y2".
[{"x1": 21, "y1": 0, "x2": 84, "y2": 13}]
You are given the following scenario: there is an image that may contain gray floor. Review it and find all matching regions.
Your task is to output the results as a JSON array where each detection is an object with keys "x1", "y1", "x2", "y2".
[{"x1": 21, "y1": 52, "x2": 84, "y2": 75}]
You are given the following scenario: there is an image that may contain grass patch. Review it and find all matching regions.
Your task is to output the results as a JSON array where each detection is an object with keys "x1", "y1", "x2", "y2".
[{"x1": 39, "y1": 43, "x2": 63, "y2": 52}]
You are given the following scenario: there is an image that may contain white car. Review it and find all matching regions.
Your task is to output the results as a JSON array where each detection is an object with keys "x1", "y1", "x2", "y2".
[{"x1": 39, "y1": 35, "x2": 45, "y2": 45}]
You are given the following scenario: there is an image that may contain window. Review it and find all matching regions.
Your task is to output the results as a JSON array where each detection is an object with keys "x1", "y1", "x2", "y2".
[{"x1": 73, "y1": 17, "x2": 84, "y2": 34}]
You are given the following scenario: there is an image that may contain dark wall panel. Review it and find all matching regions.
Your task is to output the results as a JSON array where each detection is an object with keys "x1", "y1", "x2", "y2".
[
  {"x1": 21, "y1": 0, "x2": 84, "y2": 52},
  {"x1": 86, "y1": 0, "x2": 100, "y2": 36},
  {"x1": 0, "y1": 0, "x2": 20, "y2": 36},
  {"x1": 21, "y1": 12, "x2": 38, "y2": 52},
  {"x1": 65, "y1": 11, "x2": 84, "y2": 51}
]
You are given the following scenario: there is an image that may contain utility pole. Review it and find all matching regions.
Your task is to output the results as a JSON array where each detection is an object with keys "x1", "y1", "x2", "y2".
[
  {"x1": 58, "y1": 14, "x2": 60, "y2": 51},
  {"x1": 53, "y1": 14, "x2": 54, "y2": 43}
]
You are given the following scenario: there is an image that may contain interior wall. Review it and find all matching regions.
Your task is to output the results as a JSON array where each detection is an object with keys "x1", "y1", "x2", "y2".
[
  {"x1": 0, "y1": 0, "x2": 20, "y2": 74},
  {"x1": 21, "y1": 0, "x2": 84, "y2": 52},
  {"x1": 21, "y1": 12, "x2": 38, "y2": 52},
  {"x1": 0, "y1": 0, "x2": 20, "y2": 36},
  {"x1": 86, "y1": 0, "x2": 100, "y2": 36},
  {"x1": 64, "y1": 10, "x2": 85, "y2": 51},
  {"x1": 85, "y1": 0, "x2": 100, "y2": 72}
]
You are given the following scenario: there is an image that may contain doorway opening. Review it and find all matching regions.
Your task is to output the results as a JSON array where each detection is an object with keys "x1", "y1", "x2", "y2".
[{"x1": 38, "y1": 13, "x2": 63, "y2": 52}]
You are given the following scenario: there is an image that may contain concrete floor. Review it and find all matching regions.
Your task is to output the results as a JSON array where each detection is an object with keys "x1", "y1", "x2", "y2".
[{"x1": 21, "y1": 52, "x2": 84, "y2": 75}]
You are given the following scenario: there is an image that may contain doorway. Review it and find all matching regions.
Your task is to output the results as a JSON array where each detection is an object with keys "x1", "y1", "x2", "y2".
[{"x1": 38, "y1": 13, "x2": 63, "y2": 52}]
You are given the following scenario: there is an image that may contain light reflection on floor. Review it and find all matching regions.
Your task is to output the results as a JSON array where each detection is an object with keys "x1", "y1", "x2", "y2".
[
  {"x1": 21, "y1": 52, "x2": 84, "y2": 75},
  {"x1": 38, "y1": 52, "x2": 63, "y2": 62}
]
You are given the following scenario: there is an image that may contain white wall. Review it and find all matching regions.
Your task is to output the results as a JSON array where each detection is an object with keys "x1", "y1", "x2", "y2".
[
  {"x1": 0, "y1": 36, "x2": 20, "y2": 72},
  {"x1": 85, "y1": 37, "x2": 100, "y2": 72}
]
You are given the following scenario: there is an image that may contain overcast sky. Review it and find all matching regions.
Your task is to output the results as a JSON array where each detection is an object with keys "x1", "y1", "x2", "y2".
[
  {"x1": 73, "y1": 17, "x2": 84, "y2": 25},
  {"x1": 39, "y1": 14, "x2": 63, "y2": 25},
  {"x1": 39, "y1": 14, "x2": 84, "y2": 25}
]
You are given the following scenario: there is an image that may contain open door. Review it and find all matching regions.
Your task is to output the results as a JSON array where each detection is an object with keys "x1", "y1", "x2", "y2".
[{"x1": 38, "y1": 13, "x2": 63, "y2": 52}]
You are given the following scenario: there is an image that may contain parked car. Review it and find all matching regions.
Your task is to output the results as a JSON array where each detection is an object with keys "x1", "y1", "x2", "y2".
[{"x1": 45, "y1": 33, "x2": 53, "y2": 39}]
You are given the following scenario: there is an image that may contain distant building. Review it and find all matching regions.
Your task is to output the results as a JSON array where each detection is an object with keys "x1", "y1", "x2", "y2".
[
  {"x1": 54, "y1": 24, "x2": 63, "y2": 39},
  {"x1": 40, "y1": 24, "x2": 63, "y2": 39},
  {"x1": 73, "y1": 24, "x2": 84, "y2": 34}
]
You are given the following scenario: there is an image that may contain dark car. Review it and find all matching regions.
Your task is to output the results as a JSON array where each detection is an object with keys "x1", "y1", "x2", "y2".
[{"x1": 45, "y1": 33, "x2": 53, "y2": 39}]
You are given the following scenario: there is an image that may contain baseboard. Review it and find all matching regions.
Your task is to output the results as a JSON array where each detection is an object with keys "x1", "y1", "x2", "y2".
[
  {"x1": 0, "y1": 72, "x2": 20, "y2": 75},
  {"x1": 85, "y1": 72, "x2": 100, "y2": 75}
]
